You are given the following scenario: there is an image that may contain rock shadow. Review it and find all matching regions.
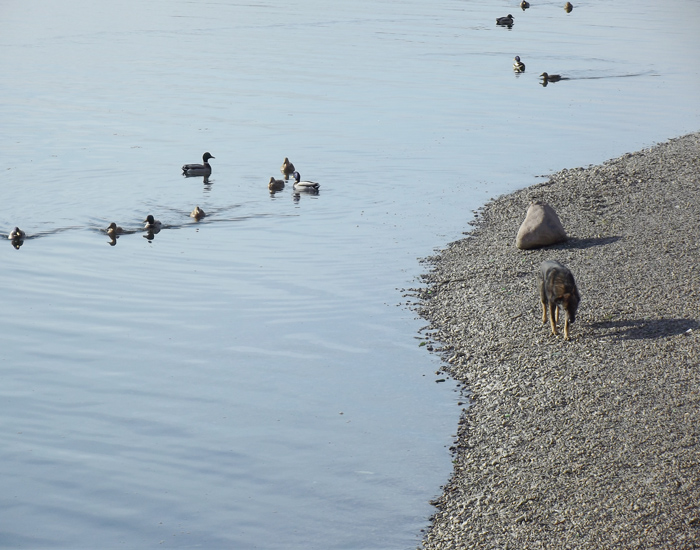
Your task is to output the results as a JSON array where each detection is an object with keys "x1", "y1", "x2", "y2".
[
  {"x1": 546, "y1": 236, "x2": 623, "y2": 250},
  {"x1": 588, "y1": 318, "x2": 699, "y2": 340}
]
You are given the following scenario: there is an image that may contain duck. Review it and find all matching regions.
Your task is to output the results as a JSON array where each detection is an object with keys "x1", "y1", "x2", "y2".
[
  {"x1": 106, "y1": 222, "x2": 123, "y2": 236},
  {"x1": 280, "y1": 157, "x2": 295, "y2": 179},
  {"x1": 269, "y1": 177, "x2": 285, "y2": 192},
  {"x1": 513, "y1": 56, "x2": 526, "y2": 72},
  {"x1": 190, "y1": 206, "x2": 206, "y2": 220},
  {"x1": 496, "y1": 14, "x2": 514, "y2": 26},
  {"x1": 182, "y1": 152, "x2": 215, "y2": 177},
  {"x1": 540, "y1": 72, "x2": 562, "y2": 82},
  {"x1": 564, "y1": 2, "x2": 573, "y2": 12},
  {"x1": 144, "y1": 214, "x2": 162, "y2": 230},
  {"x1": 520, "y1": 0, "x2": 530, "y2": 9},
  {"x1": 8, "y1": 227, "x2": 25, "y2": 240},
  {"x1": 292, "y1": 171, "x2": 320, "y2": 191}
]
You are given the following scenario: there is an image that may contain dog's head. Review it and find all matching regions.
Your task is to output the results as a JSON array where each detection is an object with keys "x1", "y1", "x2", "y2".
[{"x1": 562, "y1": 288, "x2": 580, "y2": 323}]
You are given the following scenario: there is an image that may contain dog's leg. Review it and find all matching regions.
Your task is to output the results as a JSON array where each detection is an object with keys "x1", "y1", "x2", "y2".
[
  {"x1": 539, "y1": 280, "x2": 548, "y2": 324},
  {"x1": 562, "y1": 293, "x2": 572, "y2": 340},
  {"x1": 554, "y1": 305, "x2": 559, "y2": 324},
  {"x1": 549, "y1": 302, "x2": 558, "y2": 335}
]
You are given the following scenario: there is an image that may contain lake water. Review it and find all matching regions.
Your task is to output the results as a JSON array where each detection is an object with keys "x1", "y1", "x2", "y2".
[{"x1": 1, "y1": 0, "x2": 698, "y2": 548}]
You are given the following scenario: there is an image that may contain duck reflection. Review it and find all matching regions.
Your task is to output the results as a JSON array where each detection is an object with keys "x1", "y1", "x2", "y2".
[
  {"x1": 144, "y1": 227, "x2": 160, "y2": 241},
  {"x1": 292, "y1": 188, "x2": 321, "y2": 204},
  {"x1": 106, "y1": 222, "x2": 124, "y2": 246}
]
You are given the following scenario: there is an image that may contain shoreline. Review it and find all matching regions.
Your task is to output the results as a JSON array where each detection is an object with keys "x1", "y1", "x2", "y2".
[{"x1": 416, "y1": 132, "x2": 700, "y2": 548}]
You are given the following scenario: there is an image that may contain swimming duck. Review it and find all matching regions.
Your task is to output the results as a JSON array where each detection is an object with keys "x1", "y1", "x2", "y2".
[
  {"x1": 540, "y1": 72, "x2": 562, "y2": 82},
  {"x1": 564, "y1": 2, "x2": 573, "y2": 12},
  {"x1": 520, "y1": 0, "x2": 530, "y2": 9},
  {"x1": 190, "y1": 206, "x2": 206, "y2": 220},
  {"x1": 280, "y1": 157, "x2": 295, "y2": 179},
  {"x1": 144, "y1": 215, "x2": 162, "y2": 230},
  {"x1": 182, "y1": 152, "x2": 215, "y2": 177},
  {"x1": 106, "y1": 222, "x2": 123, "y2": 236},
  {"x1": 269, "y1": 177, "x2": 285, "y2": 192},
  {"x1": 8, "y1": 227, "x2": 25, "y2": 240},
  {"x1": 292, "y1": 171, "x2": 320, "y2": 191},
  {"x1": 496, "y1": 14, "x2": 514, "y2": 26},
  {"x1": 513, "y1": 56, "x2": 526, "y2": 73}
]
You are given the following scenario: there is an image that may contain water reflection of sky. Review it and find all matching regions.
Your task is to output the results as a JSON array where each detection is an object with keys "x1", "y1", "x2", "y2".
[{"x1": 0, "y1": 0, "x2": 699, "y2": 548}]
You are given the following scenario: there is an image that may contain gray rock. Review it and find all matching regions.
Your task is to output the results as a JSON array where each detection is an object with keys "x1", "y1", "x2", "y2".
[{"x1": 515, "y1": 201, "x2": 567, "y2": 249}]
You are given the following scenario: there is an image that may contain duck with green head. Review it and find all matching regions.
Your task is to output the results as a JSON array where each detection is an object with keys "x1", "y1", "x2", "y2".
[
  {"x1": 182, "y1": 152, "x2": 215, "y2": 178},
  {"x1": 292, "y1": 171, "x2": 320, "y2": 191},
  {"x1": 513, "y1": 56, "x2": 526, "y2": 72},
  {"x1": 496, "y1": 14, "x2": 514, "y2": 26},
  {"x1": 8, "y1": 227, "x2": 25, "y2": 240}
]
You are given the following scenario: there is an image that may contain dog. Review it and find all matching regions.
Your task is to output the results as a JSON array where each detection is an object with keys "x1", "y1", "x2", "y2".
[{"x1": 538, "y1": 260, "x2": 580, "y2": 340}]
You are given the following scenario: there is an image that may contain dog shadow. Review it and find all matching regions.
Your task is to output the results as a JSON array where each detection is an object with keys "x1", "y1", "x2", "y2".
[{"x1": 588, "y1": 318, "x2": 699, "y2": 340}]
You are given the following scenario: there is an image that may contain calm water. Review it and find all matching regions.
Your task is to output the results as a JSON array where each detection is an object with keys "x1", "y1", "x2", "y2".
[{"x1": 1, "y1": 0, "x2": 698, "y2": 548}]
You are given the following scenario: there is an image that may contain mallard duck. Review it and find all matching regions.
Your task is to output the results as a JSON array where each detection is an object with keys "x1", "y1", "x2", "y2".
[
  {"x1": 540, "y1": 72, "x2": 562, "y2": 82},
  {"x1": 564, "y1": 2, "x2": 573, "y2": 12},
  {"x1": 182, "y1": 152, "x2": 215, "y2": 177},
  {"x1": 269, "y1": 177, "x2": 285, "y2": 192},
  {"x1": 292, "y1": 171, "x2": 320, "y2": 191},
  {"x1": 496, "y1": 14, "x2": 514, "y2": 25},
  {"x1": 513, "y1": 56, "x2": 526, "y2": 72},
  {"x1": 144, "y1": 214, "x2": 162, "y2": 230},
  {"x1": 106, "y1": 222, "x2": 123, "y2": 236},
  {"x1": 8, "y1": 227, "x2": 25, "y2": 240},
  {"x1": 520, "y1": 0, "x2": 530, "y2": 9},
  {"x1": 280, "y1": 157, "x2": 295, "y2": 178},
  {"x1": 190, "y1": 206, "x2": 206, "y2": 220}
]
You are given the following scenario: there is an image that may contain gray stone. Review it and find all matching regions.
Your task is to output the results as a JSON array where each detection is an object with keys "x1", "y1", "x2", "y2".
[{"x1": 515, "y1": 201, "x2": 567, "y2": 249}]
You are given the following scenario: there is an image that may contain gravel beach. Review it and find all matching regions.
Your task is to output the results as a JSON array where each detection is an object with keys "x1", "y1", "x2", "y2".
[{"x1": 416, "y1": 132, "x2": 700, "y2": 549}]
